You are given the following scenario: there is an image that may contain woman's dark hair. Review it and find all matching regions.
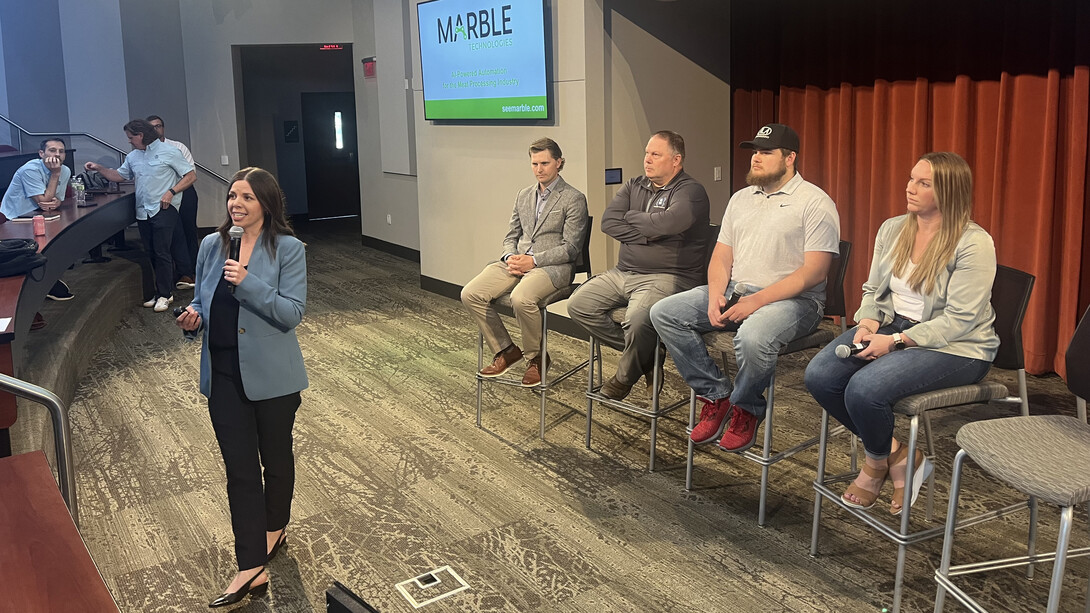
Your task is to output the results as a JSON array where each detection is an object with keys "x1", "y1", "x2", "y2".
[
  {"x1": 122, "y1": 119, "x2": 159, "y2": 146},
  {"x1": 217, "y1": 167, "x2": 295, "y2": 255}
]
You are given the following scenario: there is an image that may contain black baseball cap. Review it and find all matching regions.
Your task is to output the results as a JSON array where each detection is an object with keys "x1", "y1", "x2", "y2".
[{"x1": 739, "y1": 123, "x2": 800, "y2": 152}]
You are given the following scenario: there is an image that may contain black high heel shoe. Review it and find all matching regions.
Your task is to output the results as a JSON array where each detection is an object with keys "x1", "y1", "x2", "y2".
[
  {"x1": 208, "y1": 567, "x2": 268, "y2": 608},
  {"x1": 267, "y1": 530, "x2": 288, "y2": 563}
]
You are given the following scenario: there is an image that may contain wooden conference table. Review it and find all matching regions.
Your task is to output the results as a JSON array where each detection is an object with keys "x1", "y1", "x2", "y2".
[
  {"x1": 0, "y1": 187, "x2": 135, "y2": 447},
  {"x1": 0, "y1": 450, "x2": 120, "y2": 611}
]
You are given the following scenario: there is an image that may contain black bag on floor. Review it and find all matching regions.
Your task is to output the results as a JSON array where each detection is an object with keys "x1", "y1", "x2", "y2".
[{"x1": 0, "y1": 238, "x2": 47, "y2": 278}]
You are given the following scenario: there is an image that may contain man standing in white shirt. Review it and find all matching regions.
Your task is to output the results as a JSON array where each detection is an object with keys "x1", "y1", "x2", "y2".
[{"x1": 147, "y1": 115, "x2": 199, "y2": 290}]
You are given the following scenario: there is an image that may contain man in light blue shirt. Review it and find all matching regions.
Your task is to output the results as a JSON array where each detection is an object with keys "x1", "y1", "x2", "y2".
[
  {"x1": 0, "y1": 138, "x2": 71, "y2": 221},
  {"x1": 85, "y1": 119, "x2": 196, "y2": 312},
  {"x1": 0, "y1": 137, "x2": 77, "y2": 305}
]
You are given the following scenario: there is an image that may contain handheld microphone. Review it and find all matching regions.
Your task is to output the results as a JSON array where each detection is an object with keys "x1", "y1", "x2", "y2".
[
  {"x1": 721, "y1": 283, "x2": 748, "y2": 313},
  {"x1": 172, "y1": 306, "x2": 186, "y2": 318},
  {"x1": 834, "y1": 342, "x2": 870, "y2": 359},
  {"x1": 227, "y1": 226, "x2": 244, "y2": 293}
]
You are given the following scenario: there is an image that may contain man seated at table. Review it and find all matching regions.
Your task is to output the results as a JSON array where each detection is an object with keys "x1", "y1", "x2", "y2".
[{"x1": 0, "y1": 137, "x2": 75, "y2": 304}]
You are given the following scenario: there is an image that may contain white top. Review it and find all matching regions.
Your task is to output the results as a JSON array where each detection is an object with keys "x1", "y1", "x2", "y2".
[
  {"x1": 163, "y1": 137, "x2": 194, "y2": 164},
  {"x1": 890, "y1": 259, "x2": 926, "y2": 321}
]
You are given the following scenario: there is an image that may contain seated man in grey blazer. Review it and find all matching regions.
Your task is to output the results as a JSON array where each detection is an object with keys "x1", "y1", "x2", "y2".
[{"x1": 461, "y1": 138, "x2": 589, "y2": 387}]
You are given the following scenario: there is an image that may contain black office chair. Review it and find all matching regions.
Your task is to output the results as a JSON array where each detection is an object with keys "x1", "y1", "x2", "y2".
[
  {"x1": 685, "y1": 240, "x2": 852, "y2": 527},
  {"x1": 475, "y1": 219, "x2": 593, "y2": 439},
  {"x1": 1067, "y1": 303, "x2": 1090, "y2": 423},
  {"x1": 810, "y1": 264, "x2": 1035, "y2": 613}
]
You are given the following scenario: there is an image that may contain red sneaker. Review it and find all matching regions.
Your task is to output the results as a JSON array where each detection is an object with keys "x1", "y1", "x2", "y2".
[
  {"x1": 689, "y1": 398, "x2": 733, "y2": 444},
  {"x1": 718, "y1": 407, "x2": 762, "y2": 452}
]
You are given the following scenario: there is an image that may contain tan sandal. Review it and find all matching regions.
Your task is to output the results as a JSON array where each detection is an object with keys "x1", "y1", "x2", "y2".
[
  {"x1": 888, "y1": 445, "x2": 933, "y2": 516},
  {"x1": 841, "y1": 461, "x2": 888, "y2": 510}
]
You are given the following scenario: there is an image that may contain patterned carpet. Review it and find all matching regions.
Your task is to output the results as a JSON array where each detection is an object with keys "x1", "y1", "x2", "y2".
[{"x1": 55, "y1": 220, "x2": 1087, "y2": 612}]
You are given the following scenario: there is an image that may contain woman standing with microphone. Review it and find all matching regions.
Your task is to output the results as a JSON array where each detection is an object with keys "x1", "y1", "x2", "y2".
[{"x1": 176, "y1": 167, "x2": 307, "y2": 607}]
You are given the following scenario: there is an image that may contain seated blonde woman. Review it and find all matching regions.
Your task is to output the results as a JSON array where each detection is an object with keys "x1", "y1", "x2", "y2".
[{"x1": 804, "y1": 151, "x2": 998, "y2": 515}]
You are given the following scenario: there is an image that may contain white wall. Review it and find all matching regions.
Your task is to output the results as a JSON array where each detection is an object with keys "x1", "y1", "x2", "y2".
[
  {"x1": 413, "y1": 1, "x2": 730, "y2": 288},
  {"x1": 178, "y1": 1, "x2": 355, "y2": 179},
  {"x1": 58, "y1": 0, "x2": 130, "y2": 151},
  {"x1": 601, "y1": 11, "x2": 730, "y2": 270},
  {"x1": 414, "y1": 0, "x2": 592, "y2": 286},
  {"x1": 373, "y1": 0, "x2": 415, "y2": 176},
  {"x1": 0, "y1": 18, "x2": 7, "y2": 131},
  {"x1": 354, "y1": 0, "x2": 420, "y2": 250}
]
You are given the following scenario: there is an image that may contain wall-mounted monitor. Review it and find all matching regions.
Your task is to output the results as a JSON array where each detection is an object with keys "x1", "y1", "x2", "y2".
[{"x1": 417, "y1": 0, "x2": 549, "y2": 120}]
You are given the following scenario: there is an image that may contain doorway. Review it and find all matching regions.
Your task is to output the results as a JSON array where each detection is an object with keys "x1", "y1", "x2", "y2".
[
  {"x1": 234, "y1": 44, "x2": 357, "y2": 218},
  {"x1": 301, "y1": 92, "x2": 360, "y2": 220}
]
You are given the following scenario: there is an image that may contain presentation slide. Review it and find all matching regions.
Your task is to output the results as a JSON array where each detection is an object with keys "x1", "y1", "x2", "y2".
[{"x1": 418, "y1": 0, "x2": 548, "y2": 120}]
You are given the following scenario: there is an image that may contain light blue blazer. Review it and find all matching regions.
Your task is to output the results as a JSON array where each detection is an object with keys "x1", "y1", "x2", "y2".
[{"x1": 188, "y1": 231, "x2": 308, "y2": 400}]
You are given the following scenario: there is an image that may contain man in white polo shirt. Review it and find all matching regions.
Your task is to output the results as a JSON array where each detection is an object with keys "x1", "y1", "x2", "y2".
[
  {"x1": 147, "y1": 115, "x2": 199, "y2": 291},
  {"x1": 651, "y1": 123, "x2": 841, "y2": 453}
]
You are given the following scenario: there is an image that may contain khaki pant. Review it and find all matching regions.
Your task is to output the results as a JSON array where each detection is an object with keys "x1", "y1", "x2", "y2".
[
  {"x1": 460, "y1": 262, "x2": 558, "y2": 360},
  {"x1": 567, "y1": 268, "x2": 691, "y2": 385}
]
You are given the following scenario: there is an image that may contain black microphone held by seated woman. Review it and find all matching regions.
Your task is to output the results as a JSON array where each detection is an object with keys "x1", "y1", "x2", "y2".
[{"x1": 175, "y1": 167, "x2": 307, "y2": 607}]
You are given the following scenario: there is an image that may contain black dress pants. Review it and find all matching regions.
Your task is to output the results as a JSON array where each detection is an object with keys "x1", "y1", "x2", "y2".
[
  {"x1": 208, "y1": 360, "x2": 300, "y2": 570},
  {"x1": 177, "y1": 186, "x2": 199, "y2": 276},
  {"x1": 137, "y1": 205, "x2": 181, "y2": 300}
]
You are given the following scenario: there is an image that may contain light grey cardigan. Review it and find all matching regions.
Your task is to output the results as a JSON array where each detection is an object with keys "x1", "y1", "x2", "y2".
[{"x1": 855, "y1": 214, "x2": 999, "y2": 361}]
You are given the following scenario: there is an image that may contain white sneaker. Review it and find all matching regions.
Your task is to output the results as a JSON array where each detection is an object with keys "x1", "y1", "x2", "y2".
[
  {"x1": 143, "y1": 297, "x2": 157, "y2": 308},
  {"x1": 153, "y1": 296, "x2": 174, "y2": 312}
]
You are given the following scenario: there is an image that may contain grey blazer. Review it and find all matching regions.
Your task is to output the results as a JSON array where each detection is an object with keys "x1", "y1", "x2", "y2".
[
  {"x1": 855, "y1": 215, "x2": 999, "y2": 361},
  {"x1": 501, "y1": 175, "x2": 589, "y2": 289}
]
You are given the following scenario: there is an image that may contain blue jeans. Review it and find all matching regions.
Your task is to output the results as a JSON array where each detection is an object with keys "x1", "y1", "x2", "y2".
[
  {"x1": 650, "y1": 283, "x2": 823, "y2": 418},
  {"x1": 804, "y1": 322, "x2": 992, "y2": 459}
]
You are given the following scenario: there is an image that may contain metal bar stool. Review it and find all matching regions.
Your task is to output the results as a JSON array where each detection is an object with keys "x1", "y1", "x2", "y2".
[
  {"x1": 685, "y1": 240, "x2": 851, "y2": 526},
  {"x1": 810, "y1": 264, "x2": 1036, "y2": 613},
  {"x1": 934, "y1": 415, "x2": 1090, "y2": 613},
  {"x1": 585, "y1": 308, "x2": 687, "y2": 471},
  {"x1": 475, "y1": 219, "x2": 592, "y2": 439},
  {"x1": 583, "y1": 224, "x2": 720, "y2": 471}
]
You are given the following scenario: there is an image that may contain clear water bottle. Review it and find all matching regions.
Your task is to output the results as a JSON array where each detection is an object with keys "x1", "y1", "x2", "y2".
[{"x1": 75, "y1": 176, "x2": 85, "y2": 205}]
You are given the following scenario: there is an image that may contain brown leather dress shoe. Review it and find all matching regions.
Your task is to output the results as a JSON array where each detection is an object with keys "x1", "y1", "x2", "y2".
[
  {"x1": 479, "y1": 344, "x2": 522, "y2": 377},
  {"x1": 600, "y1": 375, "x2": 634, "y2": 400},
  {"x1": 521, "y1": 354, "x2": 551, "y2": 387}
]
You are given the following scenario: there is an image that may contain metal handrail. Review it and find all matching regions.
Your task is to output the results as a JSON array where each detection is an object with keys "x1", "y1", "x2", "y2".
[
  {"x1": 0, "y1": 373, "x2": 78, "y2": 525},
  {"x1": 0, "y1": 113, "x2": 230, "y2": 184}
]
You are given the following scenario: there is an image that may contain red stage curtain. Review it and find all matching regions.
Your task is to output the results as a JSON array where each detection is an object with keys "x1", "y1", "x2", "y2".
[{"x1": 732, "y1": 0, "x2": 1090, "y2": 376}]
